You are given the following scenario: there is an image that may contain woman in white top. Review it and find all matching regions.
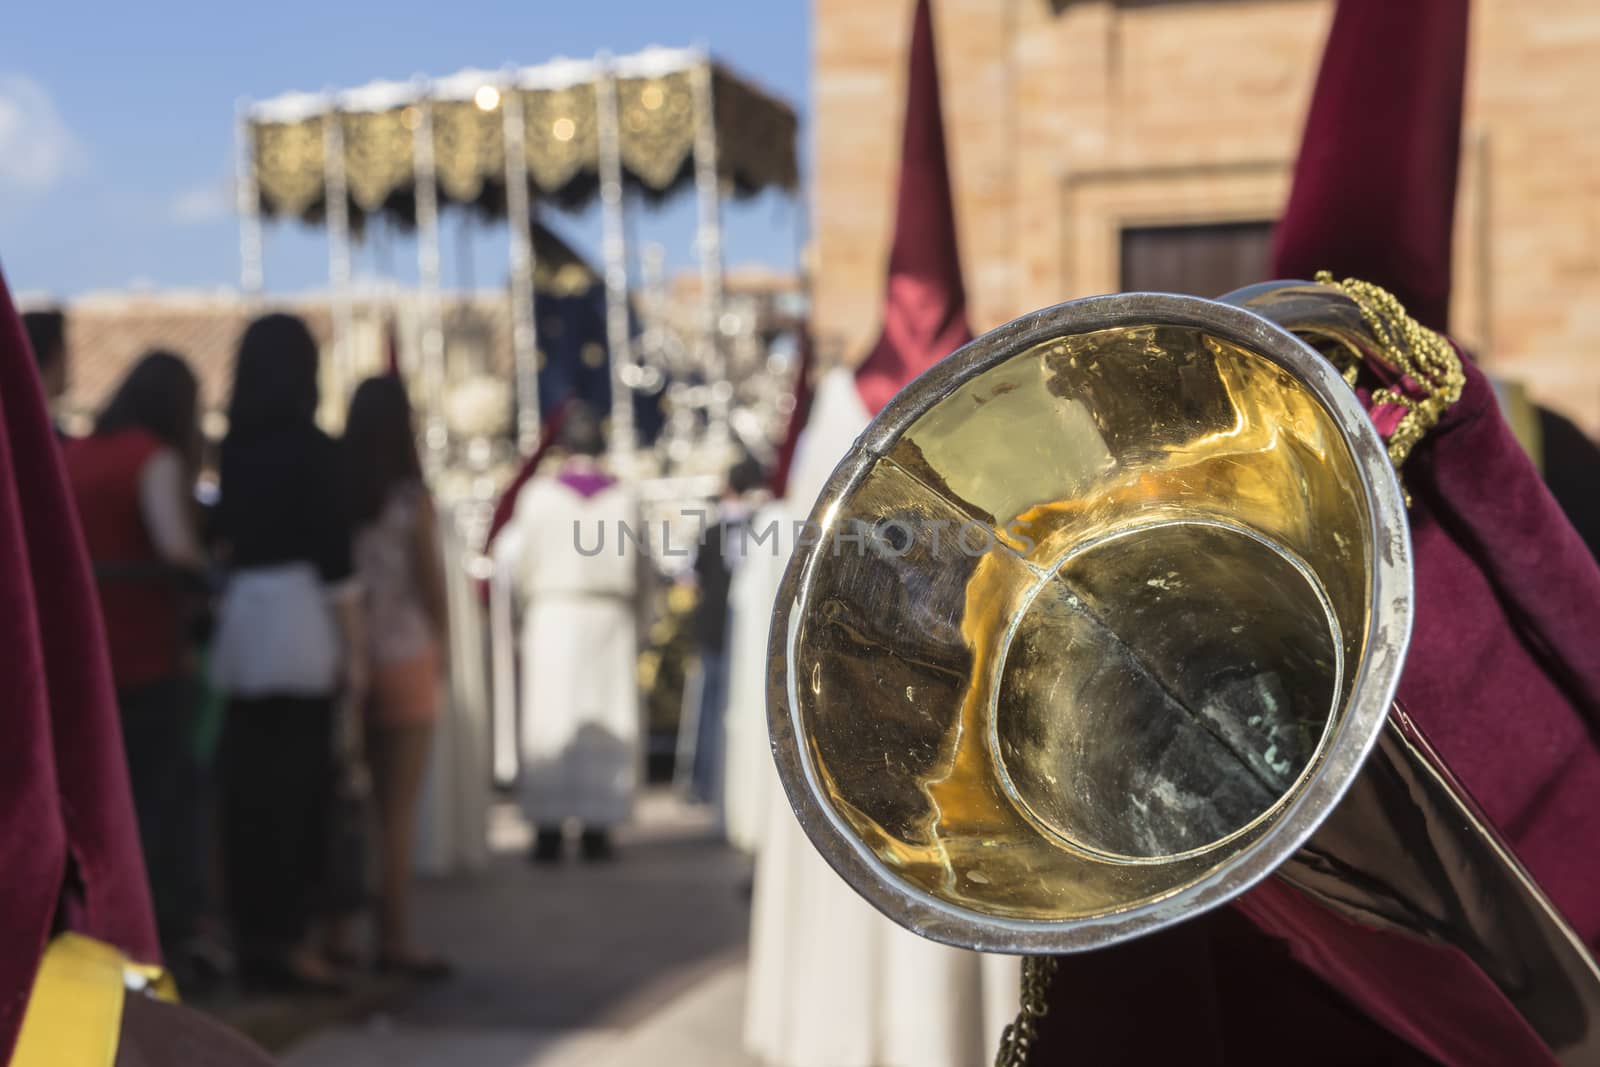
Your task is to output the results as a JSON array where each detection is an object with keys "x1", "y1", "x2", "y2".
[{"x1": 211, "y1": 313, "x2": 365, "y2": 994}]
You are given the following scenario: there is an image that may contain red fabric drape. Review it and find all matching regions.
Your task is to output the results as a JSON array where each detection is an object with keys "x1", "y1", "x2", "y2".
[{"x1": 0, "y1": 264, "x2": 159, "y2": 1062}]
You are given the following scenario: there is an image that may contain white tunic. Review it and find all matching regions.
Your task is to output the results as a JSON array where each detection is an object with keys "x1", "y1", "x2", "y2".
[
  {"x1": 494, "y1": 474, "x2": 642, "y2": 829},
  {"x1": 414, "y1": 502, "x2": 491, "y2": 876},
  {"x1": 738, "y1": 369, "x2": 1020, "y2": 1067},
  {"x1": 720, "y1": 501, "x2": 787, "y2": 855}
]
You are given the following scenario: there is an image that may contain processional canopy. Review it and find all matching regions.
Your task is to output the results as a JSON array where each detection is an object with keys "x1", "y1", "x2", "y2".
[{"x1": 244, "y1": 47, "x2": 800, "y2": 225}]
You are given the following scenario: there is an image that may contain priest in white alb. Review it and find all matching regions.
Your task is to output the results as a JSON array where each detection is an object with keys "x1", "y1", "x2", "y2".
[{"x1": 492, "y1": 404, "x2": 643, "y2": 863}]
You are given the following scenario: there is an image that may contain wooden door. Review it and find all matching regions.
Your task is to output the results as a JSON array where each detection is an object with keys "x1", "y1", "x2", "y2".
[{"x1": 1119, "y1": 221, "x2": 1275, "y2": 298}]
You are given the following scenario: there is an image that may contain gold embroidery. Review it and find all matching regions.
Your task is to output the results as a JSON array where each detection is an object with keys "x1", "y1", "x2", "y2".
[
  {"x1": 254, "y1": 118, "x2": 326, "y2": 218},
  {"x1": 616, "y1": 72, "x2": 695, "y2": 191},
  {"x1": 432, "y1": 98, "x2": 504, "y2": 203},
  {"x1": 342, "y1": 110, "x2": 414, "y2": 212},
  {"x1": 525, "y1": 84, "x2": 598, "y2": 194},
  {"x1": 245, "y1": 59, "x2": 799, "y2": 225},
  {"x1": 1314, "y1": 272, "x2": 1465, "y2": 470}
]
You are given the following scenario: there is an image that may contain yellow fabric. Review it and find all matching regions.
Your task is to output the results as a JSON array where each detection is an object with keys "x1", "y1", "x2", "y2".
[
  {"x1": 1492, "y1": 377, "x2": 1545, "y2": 473},
  {"x1": 11, "y1": 934, "x2": 176, "y2": 1067}
]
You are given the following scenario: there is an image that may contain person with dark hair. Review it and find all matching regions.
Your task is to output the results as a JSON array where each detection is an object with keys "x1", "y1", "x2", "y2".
[
  {"x1": 555, "y1": 402, "x2": 606, "y2": 458},
  {"x1": 492, "y1": 402, "x2": 643, "y2": 863},
  {"x1": 208, "y1": 312, "x2": 363, "y2": 993},
  {"x1": 341, "y1": 375, "x2": 451, "y2": 978},
  {"x1": 61, "y1": 351, "x2": 207, "y2": 959},
  {"x1": 21, "y1": 307, "x2": 67, "y2": 404}
]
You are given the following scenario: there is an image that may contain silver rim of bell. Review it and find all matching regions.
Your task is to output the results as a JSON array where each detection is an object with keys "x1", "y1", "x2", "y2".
[{"x1": 765, "y1": 290, "x2": 1414, "y2": 955}]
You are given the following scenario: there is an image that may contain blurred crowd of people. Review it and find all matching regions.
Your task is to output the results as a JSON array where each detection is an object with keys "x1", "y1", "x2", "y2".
[
  {"x1": 22, "y1": 294, "x2": 783, "y2": 1003},
  {"x1": 26, "y1": 307, "x2": 452, "y2": 997}
]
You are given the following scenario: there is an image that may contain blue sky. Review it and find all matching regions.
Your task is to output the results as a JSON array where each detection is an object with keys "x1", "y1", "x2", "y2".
[{"x1": 0, "y1": 0, "x2": 809, "y2": 297}]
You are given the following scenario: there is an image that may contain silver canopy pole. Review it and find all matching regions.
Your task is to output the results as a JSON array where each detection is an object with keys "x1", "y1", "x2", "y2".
[
  {"x1": 643, "y1": 242, "x2": 690, "y2": 473},
  {"x1": 595, "y1": 56, "x2": 637, "y2": 475},
  {"x1": 690, "y1": 55, "x2": 729, "y2": 467},
  {"x1": 641, "y1": 242, "x2": 668, "y2": 378},
  {"x1": 235, "y1": 98, "x2": 264, "y2": 298},
  {"x1": 502, "y1": 72, "x2": 541, "y2": 455},
  {"x1": 412, "y1": 83, "x2": 448, "y2": 470},
  {"x1": 322, "y1": 95, "x2": 356, "y2": 421}
]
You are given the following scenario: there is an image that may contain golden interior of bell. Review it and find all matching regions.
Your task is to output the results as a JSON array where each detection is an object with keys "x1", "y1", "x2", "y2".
[{"x1": 790, "y1": 323, "x2": 1375, "y2": 920}]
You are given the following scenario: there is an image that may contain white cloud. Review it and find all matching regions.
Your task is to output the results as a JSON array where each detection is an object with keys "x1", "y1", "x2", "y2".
[
  {"x1": 170, "y1": 179, "x2": 232, "y2": 224},
  {"x1": 0, "y1": 73, "x2": 86, "y2": 193}
]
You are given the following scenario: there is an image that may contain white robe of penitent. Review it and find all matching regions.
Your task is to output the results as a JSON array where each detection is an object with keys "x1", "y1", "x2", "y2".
[
  {"x1": 738, "y1": 368, "x2": 1020, "y2": 1067},
  {"x1": 493, "y1": 474, "x2": 642, "y2": 829},
  {"x1": 413, "y1": 502, "x2": 491, "y2": 875},
  {"x1": 720, "y1": 504, "x2": 782, "y2": 855}
]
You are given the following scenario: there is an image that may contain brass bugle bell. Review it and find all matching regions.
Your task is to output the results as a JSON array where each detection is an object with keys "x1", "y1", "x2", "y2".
[{"x1": 767, "y1": 281, "x2": 1600, "y2": 1062}]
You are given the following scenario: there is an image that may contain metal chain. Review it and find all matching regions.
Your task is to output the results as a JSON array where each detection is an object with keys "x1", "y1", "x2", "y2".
[{"x1": 994, "y1": 956, "x2": 1059, "y2": 1067}]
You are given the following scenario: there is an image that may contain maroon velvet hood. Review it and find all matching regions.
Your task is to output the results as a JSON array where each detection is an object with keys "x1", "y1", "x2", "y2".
[
  {"x1": 0, "y1": 264, "x2": 159, "y2": 1061},
  {"x1": 1271, "y1": 0, "x2": 1468, "y2": 332},
  {"x1": 852, "y1": 0, "x2": 973, "y2": 417}
]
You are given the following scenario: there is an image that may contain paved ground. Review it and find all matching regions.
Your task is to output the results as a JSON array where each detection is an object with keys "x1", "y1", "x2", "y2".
[{"x1": 280, "y1": 792, "x2": 761, "y2": 1067}]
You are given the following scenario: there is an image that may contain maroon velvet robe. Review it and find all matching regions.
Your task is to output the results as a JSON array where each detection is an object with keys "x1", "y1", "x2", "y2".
[
  {"x1": 1032, "y1": 0, "x2": 1600, "y2": 1061},
  {"x1": 0, "y1": 265, "x2": 160, "y2": 1060}
]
